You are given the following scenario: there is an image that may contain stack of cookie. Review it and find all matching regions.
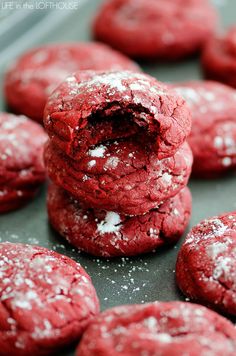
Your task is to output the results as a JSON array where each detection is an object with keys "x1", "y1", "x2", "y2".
[{"x1": 44, "y1": 70, "x2": 193, "y2": 257}]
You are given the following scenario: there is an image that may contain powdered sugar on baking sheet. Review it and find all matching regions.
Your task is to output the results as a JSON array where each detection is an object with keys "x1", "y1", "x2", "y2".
[{"x1": 97, "y1": 212, "x2": 121, "y2": 234}]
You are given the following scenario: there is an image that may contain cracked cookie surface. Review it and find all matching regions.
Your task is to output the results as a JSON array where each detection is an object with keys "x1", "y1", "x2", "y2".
[
  {"x1": 0, "y1": 242, "x2": 99, "y2": 355},
  {"x1": 44, "y1": 70, "x2": 191, "y2": 161},
  {"x1": 76, "y1": 301, "x2": 236, "y2": 356},
  {"x1": 0, "y1": 113, "x2": 47, "y2": 213},
  {"x1": 176, "y1": 212, "x2": 236, "y2": 316},
  {"x1": 44, "y1": 140, "x2": 192, "y2": 215},
  {"x1": 47, "y1": 184, "x2": 191, "y2": 258}
]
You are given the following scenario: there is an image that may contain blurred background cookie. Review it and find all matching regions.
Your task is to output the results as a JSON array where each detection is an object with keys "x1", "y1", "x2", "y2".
[
  {"x1": 4, "y1": 42, "x2": 140, "y2": 123},
  {"x1": 93, "y1": 0, "x2": 218, "y2": 60},
  {"x1": 0, "y1": 113, "x2": 46, "y2": 213},
  {"x1": 202, "y1": 27, "x2": 236, "y2": 88},
  {"x1": 172, "y1": 81, "x2": 236, "y2": 177}
]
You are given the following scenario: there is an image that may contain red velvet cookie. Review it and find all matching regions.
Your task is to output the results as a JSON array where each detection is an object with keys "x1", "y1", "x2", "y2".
[
  {"x1": 44, "y1": 70, "x2": 191, "y2": 161},
  {"x1": 0, "y1": 242, "x2": 99, "y2": 356},
  {"x1": 47, "y1": 184, "x2": 191, "y2": 258},
  {"x1": 93, "y1": 0, "x2": 218, "y2": 60},
  {"x1": 172, "y1": 81, "x2": 236, "y2": 177},
  {"x1": 202, "y1": 27, "x2": 236, "y2": 89},
  {"x1": 76, "y1": 301, "x2": 236, "y2": 356},
  {"x1": 176, "y1": 212, "x2": 236, "y2": 316},
  {"x1": 0, "y1": 113, "x2": 47, "y2": 213},
  {"x1": 44, "y1": 140, "x2": 193, "y2": 216},
  {"x1": 4, "y1": 42, "x2": 140, "y2": 123}
]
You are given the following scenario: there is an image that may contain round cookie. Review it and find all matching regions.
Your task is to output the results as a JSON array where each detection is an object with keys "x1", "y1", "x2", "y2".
[
  {"x1": 76, "y1": 301, "x2": 236, "y2": 356},
  {"x1": 93, "y1": 0, "x2": 218, "y2": 60},
  {"x1": 0, "y1": 113, "x2": 47, "y2": 213},
  {"x1": 44, "y1": 140, "x2": 193, "y2": 216},
  {"x1": 4, "y1": 42, "x2": 140, "y2": 123},
  {"x1": 176, "y1": 212, "x2": 236, "y2": 316},
  {"x1": 44, "y1": 70, "x2": 191, "y2": 161},
  {"x1": 47, "y1": 184, "x2": 192, "y2": 258},
  {"x1": 172, "y1": 81, "x2": 236, "y2": 177},
  {"x1": 202, "y1": 27, "x2": 236, "y2": 89},
  {"x1": 0, "y1": 242, "x2": 99, "y2": 356}
]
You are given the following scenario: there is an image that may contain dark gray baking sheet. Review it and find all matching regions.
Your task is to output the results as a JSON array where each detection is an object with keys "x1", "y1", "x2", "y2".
[{"x1": 0, "y1": 1, "x2": 236, "y2": 355}]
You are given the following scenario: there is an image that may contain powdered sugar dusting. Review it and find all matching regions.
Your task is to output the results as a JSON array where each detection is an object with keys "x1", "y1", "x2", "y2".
[
  {"x1": 186, "y1": 218, "x2": 228, "y2": 244},
  {"x1": 79, "y1": 71, "x2": 131, "y2": 93},
  {"x1": 206, "y1": 242, "x2": 228, "y2": 259},
  {"x1": 211, "y1": 219, "x2": 228, "y2": 236},
  {"x1": 155, "y1": 333, "x2": 173, "y2": 343},
  {"x1": 88, "y1": 160, "x2": 96, "y2": 168},
  {"x1": 214, "y1": 136, "x2": 224, "y2": 148},
  {"x1": 105, "y1": 156, "x2": 119, "y2": 169},
  {"x1": 174, "y1": 84, "x2": 236, "y2": 119},
  {"x1": 222, "y1": 157, "x2": 232, "y2": 167},
  {"x1": 88, "y1": 145, "x2": 106, "y2": 157},
  {"x1": 213, "y1": 256, "x2": 232, "y2": 279},
  {"x1": 175, "y1": 87, "x2": 200, "y2": 104},
  {"x1": 162, "y1": 172, "x2": 172, "y2": 185},
  {"x1": 60, "y1": 70, "x2": 170, "y2": 108},
  {"x1": 97, "y1": 212, "x2": 121, "y2": 234}
]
